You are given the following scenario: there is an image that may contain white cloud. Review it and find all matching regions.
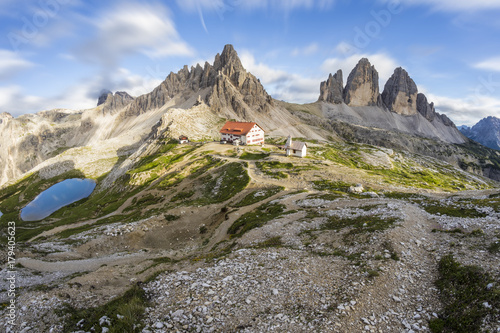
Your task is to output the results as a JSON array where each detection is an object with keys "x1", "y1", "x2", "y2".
[
  {"x1": 321, "y1": 52, "x2": 399, "y2": 85},
  {"x1": 0, "y1": 50, "x2": 34, "y2": 80},
  {"x1": 381, "y1": 0, "x2": 500, "y2": 11},
  {"x1": 0, "y1": 65, "x2": 164, "y2": 117},
  {"x1": 427, "y1": 93, "x2": 500, "y2": 126},
  {"x1": 177, "y1": 0, "x2": 335, "y2": 12},
  {"x1": 291, "y1": 42, "x2": 319, "y2": 56},
  {"x1": 75, "y1": 2, "x2": 193, "y2": 67},
  {"x1": 474, "y1": 56, "x2": 500, "y2": 72},
  {"x1": 240, "y1": 50, "x2": 320, "y2": 103},
  {"x1": 0, "y1": 84, "x2": 94, "y2": 117}
]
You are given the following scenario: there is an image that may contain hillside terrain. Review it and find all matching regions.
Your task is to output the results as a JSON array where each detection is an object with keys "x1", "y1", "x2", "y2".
[{"x1": 0, "y1": 45, "x2": 499, "y2": 332}]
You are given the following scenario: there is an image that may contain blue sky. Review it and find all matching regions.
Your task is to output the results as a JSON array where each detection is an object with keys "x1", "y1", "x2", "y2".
[{"x1": 1, "y1": 0, "x2": 500, "y2": 126}]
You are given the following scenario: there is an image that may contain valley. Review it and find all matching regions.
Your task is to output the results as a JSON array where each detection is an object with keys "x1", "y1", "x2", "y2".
[{"x1": 0, "y1": 44, "x2": 499, "y2": 332}]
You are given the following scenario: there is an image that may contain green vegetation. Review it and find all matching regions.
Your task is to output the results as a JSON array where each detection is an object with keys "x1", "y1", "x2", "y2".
[
  {"x1": 429, "y1": 254, "x2": 500, "y2": 333},
  {"x1": 252, "y1": 236, "x2": 283, "y2": 248},
  {"x1": 171, "y1": 190, "x2": 194, "y2": 202},
  {"x1": 239, "y1": 152, "x2": 269, "y2": 160},
  {"x1": 233, "y1": 186, "x2": 284, "y2": 207},
  {"x1": 312, "y1": 180, "x2": 352, "y2": 193},
  {"x1": 321, "y1": 214, "x2": 398, "y2": 236},
  {"x1": 228, "y1": 202, "x2": 287, "y2": 237},
  {"x1": 255, "y1": 161, "x2": 294, "y2": 179},
  {"x1": 128, "y1": 141, "x2": 198, "y2": 185},
  {"x1": 59, "y1": 284, "x2": 148, "y2": 333},
  {"x1": 310, "y1": 142, "x2": 482, "y2": 191},
  {"x1": 192, "y1": 162, "x2": 250, "y2": 206},
  {"x1": 487, "y1": 240, "x2": 500, "y2": 254},
  {"x1": 423, "y1": 203, "x2": 487, "y2": 218}
]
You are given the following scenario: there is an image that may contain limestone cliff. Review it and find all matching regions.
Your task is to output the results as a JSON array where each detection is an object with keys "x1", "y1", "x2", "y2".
[
  {"x1": 343, "y1": 58, "x2": 381, "y2": 107},
  {"x1": 125, "y1": 44, "x2": 273, "y2": 119},
  {"x1": 381, "y1": 67, "x2": 418, "y2": 116},
  {"x1": 318, "y1": 70, "x2": 343, "y2": 104}
]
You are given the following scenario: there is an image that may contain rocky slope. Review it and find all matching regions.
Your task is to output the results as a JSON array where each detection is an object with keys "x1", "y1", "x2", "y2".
[
  {"x1": 0, "y1": 45, "x2": 314, "y2": 187},
  {"x1": 0, "y1": 139, "x2": 499, "y2": 332},
  {"x1": 460, "y1": 116, "x2": 500, "y2": 150},
  {"x1": 1, "y1": 44, "x2": 499, "y2": 187}
]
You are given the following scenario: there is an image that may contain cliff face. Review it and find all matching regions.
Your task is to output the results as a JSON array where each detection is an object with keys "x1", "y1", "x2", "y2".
[
  {"x1": 381, "y1": 67, "x2": 418, "y2": 116},
  {"x1": 125, "y1": 45, "x2": 273, "y2": 119},
  {"x1": 343, "y1": 58, "x2": 381, "y2": 107},
  {"x1": 98, "y1": 91, "x2": 135, "y2": 114},
  {"x1": 318, "y1": 70, "x2": 343, "y2": 104}
]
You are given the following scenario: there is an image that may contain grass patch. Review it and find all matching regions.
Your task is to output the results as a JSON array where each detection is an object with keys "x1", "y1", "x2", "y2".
[
  {"x1": 233, "y1": 186, "x2": 284, "y2": 207},
  {"x1": 228, "y1": 202, "x2": 287, "y2": 237},
  {"x1": 322, "y1": 214, "x2": 398, "y2": 236},
  {"x1": 255, "y1": 161, "x2": 293, "y2": 179},
  {"x1": 423, "y1": 204, "x2": 487, "y2": 218},
  {"x1": 171, "y1": 190, "x2": 194, "y2": 202},
  {"x1": 312, "y1": 180, "x2": 353, "y2": 193},
  {"x1": 58, "y1": 284, "x2": 148, "y2": 333},
  {"x1": 253, "y1": 236, "x2": 283, "y2": 248},
  {"x1": 191, "y1": 162, "x2": 250, "y2": 205},
  {"x1": 239, "y1": 152, "x2": 269, "y2": 160},
  {"x1": 429, "y1": 254, "x2": 500, "y2": 333},
  {"x1": 487, "y1": 241, "x2": 500, "y2": 254}
]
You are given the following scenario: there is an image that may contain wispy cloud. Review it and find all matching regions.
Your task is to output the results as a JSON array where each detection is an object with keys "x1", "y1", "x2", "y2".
[
  {"x1": 383, "y1": 0, "x2": 500, "y2": 11},
  {"x1": 74, "y1": 2, "x2": 193, "y2": 67},
  {"x1": 383, "y1": 0, "x2": 500, "y2": 12},
  {"x1": 240, "y1": 50, "x2": 320, "y2": 103},
  {"x1": 291, "y1": 43, "x2": 319, "y2": 57},
  {"x1": 0, "y1": 50, "x2": 34, "y2": 80},
  {"x1": 429, "y1": 93, "x2": 500, "y2": 126},
  {"x1": 474, "y1": 56, "x2": 500, "y2": 72}
]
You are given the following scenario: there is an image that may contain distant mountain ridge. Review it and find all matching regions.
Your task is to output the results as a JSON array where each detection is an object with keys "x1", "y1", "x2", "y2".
[{"x1": 460, "y1": 116, "x2": 500, "y2": 150}]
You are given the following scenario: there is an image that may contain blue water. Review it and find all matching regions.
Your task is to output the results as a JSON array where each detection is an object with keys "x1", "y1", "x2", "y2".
[
  {"x1": 0, "y1": 210, "x2": 2, "y2": 218},
  {"x1": 20, "y1": 178, "x2": 96, "y2": 221}
]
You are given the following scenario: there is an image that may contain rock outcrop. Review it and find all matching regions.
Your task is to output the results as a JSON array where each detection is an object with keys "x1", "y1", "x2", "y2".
[
  {"x1": 318, "y1": 70, "x2": 344, "y2": 104},
  {"x1": 125, "y1": 44, "x2": 273, "y2": 118},
  {"x1": 459, "y1": 116, "x2": 500, "y2": 150},
  {"x1": 98, "y1": 91, "x2": 134, "y2": 114},
  {"x1": 382, "y1": 67, "x2": 418, "y2": 115},
  {"x1": 416, "y1": 93, "x2": 455, "y2": 127},
  {"x1": 416, "y1": 93, "x2": 435, "y2": 121},
  {"x1": 343, "y1": 58, "x2": 381, "y2": 107},
  {"x1": 97, "y1": 90, "x2": 112, "y2": 106}
]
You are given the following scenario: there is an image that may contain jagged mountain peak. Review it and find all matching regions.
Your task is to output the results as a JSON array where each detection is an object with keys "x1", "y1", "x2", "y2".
[
  {"x1": 217, "y1": 44, "x2": 243, "y2": 71},
  {"x1": 382, "y1": 66, "x2": 418, "y2": 115},
  {"x1": 97, "y1": 90, "x2": 134, "y2": 114},
  {"x1": 319, "y1": 69, "x2": 343, "y2": 104},
  {"x1": 460, "y1": 116, "x2": 500, "y2": 150},
  {"x1": 124, "y1": 44, "x2": 272, "y2": 118},
  {"x1": 343, "y1": 57, "x2": 381, "y2": 107}
]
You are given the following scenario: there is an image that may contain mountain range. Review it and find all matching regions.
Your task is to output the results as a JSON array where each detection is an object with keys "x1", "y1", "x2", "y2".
[
  {"x1": 0, "y1": 44, "x2": 499, "y2": 186},
  {"x1": 459, "y1": 116, "x2": 500, "y2": 151}
]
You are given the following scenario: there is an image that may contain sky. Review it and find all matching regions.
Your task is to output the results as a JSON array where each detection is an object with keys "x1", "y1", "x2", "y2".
[{"x1": 1, "y1": 0, "x2": 500, "y2": 126}]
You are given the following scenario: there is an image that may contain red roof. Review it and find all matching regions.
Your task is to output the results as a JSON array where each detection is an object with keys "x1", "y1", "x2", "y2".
[{"x1": 219, "y1": 121, "x2": 264, "y2": 135}]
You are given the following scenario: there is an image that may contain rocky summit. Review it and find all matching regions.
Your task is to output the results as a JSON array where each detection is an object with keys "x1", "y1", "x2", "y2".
[
  {"x1": 319, "y1": 70, "x2": 344, "y2": 104},
  {"x1": 343, "y1": 58, "x2": 382, "y2": 107},
  {"x1": 460, "y1": 116, "x2": 500, "y2": 150},
  {"x1": 0, "y1": 44, "x2": 500, "y2": 333},
  {"x1": 382, "y1": 67, "x2": 418, "y2": 116}
]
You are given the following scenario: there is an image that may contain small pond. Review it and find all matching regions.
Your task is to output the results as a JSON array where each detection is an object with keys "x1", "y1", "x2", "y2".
[
  {"x1": 0, "y1": 210, "x2": 3, "y2": 218},
  {"x1": 20, "y1": 178, "x2": 96, "y2": 221}
]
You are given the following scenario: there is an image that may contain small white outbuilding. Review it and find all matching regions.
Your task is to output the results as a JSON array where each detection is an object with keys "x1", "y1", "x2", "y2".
[{"x1": 284, "y1": 135, "x2": 307, "y2": 158}]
